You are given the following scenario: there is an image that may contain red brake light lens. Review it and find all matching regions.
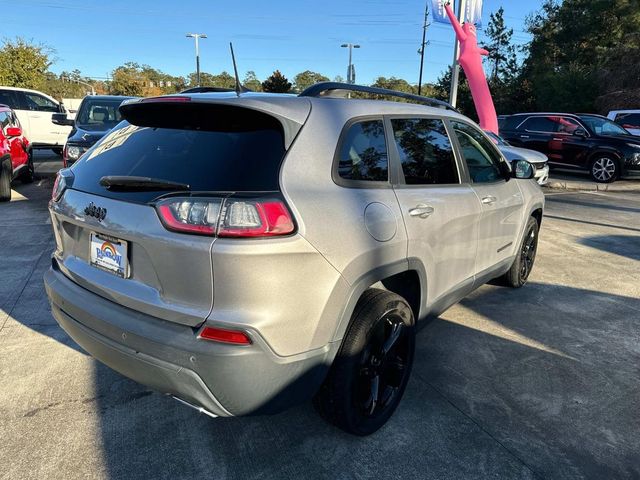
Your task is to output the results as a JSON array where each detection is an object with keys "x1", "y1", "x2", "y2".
[
  {"x1": 156, "y1": 199, "x2": 220, "y2": 235},
  {"x1": 218, "y1": 199, "x2": 294, "y2": 237},
  {"x1": 51, "y1": 170, "x2": 73, "y2": 202},
  {"x1": 199, "y1": 326, "x2": 252, "y2": 345},
  {"x1": 155, "y1": 197, "x2": 294, "y2": 238}
]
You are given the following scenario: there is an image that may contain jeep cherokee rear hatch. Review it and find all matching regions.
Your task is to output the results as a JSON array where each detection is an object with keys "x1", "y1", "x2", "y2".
[{"x1": 49, "y1": 95, "x2": 310, "y2": 327}]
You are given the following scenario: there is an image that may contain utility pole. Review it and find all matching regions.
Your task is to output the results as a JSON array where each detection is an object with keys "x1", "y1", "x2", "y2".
[
  {"x1": 448, "y1": 0, "x2": 467, "y2": 107},
  {"x1": 186, "y1": 33, "x2": 207, "y2": 86},
  {"x1": 341, "y1": 43, "x2": 361, "y2": 84},
  {"x1": 417, "y1": 2, "x2": 430, "y2": 96}
]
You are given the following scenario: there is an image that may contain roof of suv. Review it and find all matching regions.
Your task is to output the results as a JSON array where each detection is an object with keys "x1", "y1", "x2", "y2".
[{"x1": 126, "y1": 90, "x2": 469, "y2": 123}]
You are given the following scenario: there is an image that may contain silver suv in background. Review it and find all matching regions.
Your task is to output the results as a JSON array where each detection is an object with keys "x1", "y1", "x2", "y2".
[{"x1": 44, "y1": 83, "x2": 544, "y2": 435}]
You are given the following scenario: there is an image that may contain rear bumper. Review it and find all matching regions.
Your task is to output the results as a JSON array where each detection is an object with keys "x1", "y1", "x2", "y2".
[{"x1": 44, "y1": 264, "x2": 336, "y2": 417}]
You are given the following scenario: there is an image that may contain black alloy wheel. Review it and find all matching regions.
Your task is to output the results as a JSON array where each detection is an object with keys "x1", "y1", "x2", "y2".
[
  {"x1": 314, "y1": 289, "x2": 415, "y2": 436},
  {"x1": 355, "y1": 313, "x2": 412, "y2": 420},
  {"x1": 503, "y1": 216, "x2": 539, "y2": 288}
]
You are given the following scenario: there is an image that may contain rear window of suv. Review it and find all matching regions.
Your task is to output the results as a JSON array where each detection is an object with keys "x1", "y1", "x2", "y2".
[{"x1": 70, "y1": 106, "x2": 286, "y2": 204}]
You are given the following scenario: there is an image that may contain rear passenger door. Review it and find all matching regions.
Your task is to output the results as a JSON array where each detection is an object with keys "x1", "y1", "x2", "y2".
[
  {"x1": 448, "y1": 120, "x2": 524, "y2": 275},
  {"x1": 389, "y1": 116, "x2": 480, "y2": 305}
]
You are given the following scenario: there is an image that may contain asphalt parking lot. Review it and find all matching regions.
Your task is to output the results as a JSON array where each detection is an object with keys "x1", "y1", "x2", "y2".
[{"x1": 1, "y1": 153, "x2": 639, "y2": 480}]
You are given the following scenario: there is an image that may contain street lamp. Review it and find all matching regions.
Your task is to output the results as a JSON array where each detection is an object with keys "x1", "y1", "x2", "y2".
[
  {"x1": 186, "y1": 33, "x2": 207, "y2": 86},
  {"x1": 341, "y1": 43, "x2": 360, "y2": 84}
]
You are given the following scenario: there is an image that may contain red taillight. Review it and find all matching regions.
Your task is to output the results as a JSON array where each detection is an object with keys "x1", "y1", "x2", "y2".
[
  {"x1": 155, "y1": 197, "x2": 295, "y2": 238},
  {"x1": 198, "y1": 326, "x2": 251, "y2": 345},
  {"x1": 218, "y1": 200, "x2": 294, "y2": 237},
  {"x1": 157, "y1": 203, "x2": 217, "y2": 235},
  {"x1": 51, "y1": 170, "x2": 73, "y2": 202}
]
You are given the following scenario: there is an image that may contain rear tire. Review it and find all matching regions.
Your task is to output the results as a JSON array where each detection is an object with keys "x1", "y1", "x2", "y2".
[
  {"x1": 313, "y1": 288, "x2": 415, "y2": 436},
  {"x1": 20, "y1": 151, "x2": 34, "y2": 183},
  {"x1": 503, "y1": 216, "x2": 539, "y2": 288},
  {"x1": 590, "y1": 155, "x2": 618, "y2": 183},
  {"x1": 0, "y1": 158, "x2": 12, "y2": 202}
]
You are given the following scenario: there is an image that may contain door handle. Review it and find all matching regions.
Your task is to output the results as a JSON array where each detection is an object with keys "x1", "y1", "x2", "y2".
[
  {"x1": 519, "y1": 135, "x2": 530, "y2": 139},
  {"x1": 409, "y1": 204, "x2": 434, "y2": 218},
  {"x1": 552, "y1": 137, "x2": 564, "y2": 141},
  {"x1": 481, "y1": 195, "x2": 497, "y2": 205}
]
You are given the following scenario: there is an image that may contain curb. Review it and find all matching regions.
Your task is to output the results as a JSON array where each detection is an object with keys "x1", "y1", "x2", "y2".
[{"x1": 543, "y1": 181, "x2": 639, "y2": 193}]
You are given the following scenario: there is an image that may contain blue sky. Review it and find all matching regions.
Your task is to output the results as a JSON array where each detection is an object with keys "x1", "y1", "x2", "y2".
[{"x1": 2, "y1": 0, "x2": 541, "y2": 85}]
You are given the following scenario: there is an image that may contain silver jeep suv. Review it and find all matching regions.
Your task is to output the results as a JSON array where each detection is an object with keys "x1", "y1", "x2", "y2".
[{"x1": 44, "y1": 83, "x2": 544, "y2": 435}]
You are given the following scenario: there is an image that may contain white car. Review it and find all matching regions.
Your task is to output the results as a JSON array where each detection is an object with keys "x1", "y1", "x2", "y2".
[
  {"x1": 0, "y1": 86, "x2": 72, "y2": 154},
  {"x1": 607, "y1": 110, "x2": 640, "y2": 136},
  {"x1": 485, "y1": 131, "x2": 549, "y2": 185}
]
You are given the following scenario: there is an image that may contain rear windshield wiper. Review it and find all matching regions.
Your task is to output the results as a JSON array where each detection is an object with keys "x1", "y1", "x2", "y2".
[{"x1": 99, "y1": 176, "x2": 191, "y2": 191}]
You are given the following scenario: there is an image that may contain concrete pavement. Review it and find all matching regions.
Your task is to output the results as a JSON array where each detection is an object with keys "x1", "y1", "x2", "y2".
[{"x1": 1, "y1": 165, "x2": 639, "y2": 479}]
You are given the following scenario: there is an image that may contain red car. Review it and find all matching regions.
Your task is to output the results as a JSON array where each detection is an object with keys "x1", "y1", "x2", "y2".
[{"x1": 0, "y1": 104, "x2": 33, "y2": 201}]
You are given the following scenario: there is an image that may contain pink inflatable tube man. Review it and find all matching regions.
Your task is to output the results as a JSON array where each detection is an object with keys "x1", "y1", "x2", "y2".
[{"x1": 444, "y1": 3, "x2": 499, "y2": 134}]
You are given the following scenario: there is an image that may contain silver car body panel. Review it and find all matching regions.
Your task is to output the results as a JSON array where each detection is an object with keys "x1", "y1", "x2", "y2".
[{"x1": 46, "y1": 93, "x2": 545, "y2": 415}]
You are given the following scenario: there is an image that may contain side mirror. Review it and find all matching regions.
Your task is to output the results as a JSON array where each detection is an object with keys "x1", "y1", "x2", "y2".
[
  {"x1": 5, "y1": 126, "x2": 22, "y2": 137},
  {"x1": 511, "y1": 160, "x2": 535, "y2": 180},
  {"x1": 574, "y1": 128, "x2": 587, "y2": 138},
  {"x1": 52, "y1": 112, "x2": 74, "y2": 126}
]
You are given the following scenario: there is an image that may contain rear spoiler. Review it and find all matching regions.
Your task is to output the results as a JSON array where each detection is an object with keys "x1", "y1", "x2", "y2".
[{"x1": 119, "y1": 96, "x2": 311, "y2": 149}]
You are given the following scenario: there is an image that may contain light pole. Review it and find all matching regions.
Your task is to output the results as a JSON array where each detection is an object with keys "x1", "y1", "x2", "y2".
[
  {"x1": 186, "y1": 33, "x2": 207, "y2": 86},
  {"x1": 448, "y1": 0, "x2": 467, "y2": 107},
  {"x1": 341, "y1": 43, "x2": 360, "y2": 84}
]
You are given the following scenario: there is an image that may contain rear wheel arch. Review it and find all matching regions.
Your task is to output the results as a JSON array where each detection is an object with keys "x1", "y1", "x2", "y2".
[
  {"x1": 531, "y1": 208, "x2": 543, "y2": 228},
  {"x1": 332, "y1": 263, "x2": 425, "y2": 345}
]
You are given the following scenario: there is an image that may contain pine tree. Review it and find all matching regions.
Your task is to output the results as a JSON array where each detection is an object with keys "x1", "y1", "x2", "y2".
[
  {"x1": 261, "y1": 70, "x2": 292, "y2": 93},
  {"x1": 482, "y1": 7, "x2": 518, "y2": 82}
]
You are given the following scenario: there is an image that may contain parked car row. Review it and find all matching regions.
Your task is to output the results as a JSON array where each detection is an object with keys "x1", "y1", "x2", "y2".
[{"x1": 499, "y1": 112, "x2": 640, "y2": 183}]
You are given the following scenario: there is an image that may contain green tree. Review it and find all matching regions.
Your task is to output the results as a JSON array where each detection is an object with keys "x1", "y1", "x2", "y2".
[
  {"x1": 0, "y1": 38, "x2": 52, "y2": 90},
  {"x1": 110, "y1": 62, "x2": 144, "y2": 96},
  {"x1": 243, "y1": 71, "x2": 262, "y2": 91},
  {"x1": 262, "y1": 70, "x2": 291, "y2": 93},
  {"x1": 188, "y1": 71, "x2": 235, "y2": 89},
  {"x1": 371, "y1": 76, "x2": 415, "y2": 94},
  {"x1": 521, "y1": 0, "x2": 640, "y2": 112},
  {"x1": 481, "y1": 7, "x2": 518, "y2": 82},
  {"x1": 293, "y1": 70, "x2": 329, "y2": 92}
]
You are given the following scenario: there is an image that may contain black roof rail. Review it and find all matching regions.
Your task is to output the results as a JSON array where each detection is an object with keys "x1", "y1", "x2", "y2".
[{"x1": 298, "y1": 82, "x2": 457, "y2": 111}]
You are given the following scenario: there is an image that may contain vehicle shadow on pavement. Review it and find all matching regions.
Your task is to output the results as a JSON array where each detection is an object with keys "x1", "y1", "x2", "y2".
[
  {"x1": 579, "y1": 234, "x2": 640, "y2": 261},
  {"x1": 85, "y1": 282, "x2": 640, "y2": 480}
]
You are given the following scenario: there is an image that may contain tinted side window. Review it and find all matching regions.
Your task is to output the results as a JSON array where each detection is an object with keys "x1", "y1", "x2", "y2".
[
  {"x1": 337, "y1": 120, "x2": 388, "y2": 182},
  {"x1": 555, "y1": 116, "x2": 581, "y2": 134},
  {"x1": 391, "y1": 118, "x2": 459, "y2": 185},
  {"x1": 521, "y1": 117, "x2": 558, "y2": 133},
  {"x1": 23, "y1": 92, "x2": 58, "y2": 112},
  {"x1": 0, "y1": 90, "x2": 20, "y2": 109},
  {"x1": 615, "y1": 113, "x2": 640, "y2": 129},
  {"x1": 0, "y1": 112, "x2": 9, "y2": 132},
  {"x1": 451, "y1": 121, "x2": 503, "y2": 183}
]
